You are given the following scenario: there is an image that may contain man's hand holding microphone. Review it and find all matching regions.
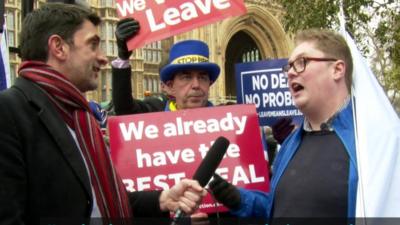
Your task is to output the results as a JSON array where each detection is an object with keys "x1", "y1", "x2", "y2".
[{"x1": 159, "y1": 179, "x2": 207, "y2": 214}]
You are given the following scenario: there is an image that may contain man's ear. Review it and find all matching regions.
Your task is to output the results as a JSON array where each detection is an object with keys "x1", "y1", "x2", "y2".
[
  {"x1": 332, "y1": 60, "x2": 346, "y2": 81},
  {"x1": 165, "y1": 80, "x2": 174, "y2": 92},
  {"x1": 47, "y1": 34, "x2": 68, "y2": 61},
  {"x1": 162, "y1": 82, "x2": 172, "y2": 95}
]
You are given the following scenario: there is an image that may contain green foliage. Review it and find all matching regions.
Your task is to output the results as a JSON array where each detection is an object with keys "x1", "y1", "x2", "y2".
[
  {"x1": 278, "y1": 0, "x2": 400, "y2": 111},
  {"x1": 279, "y1": 0, "x2": 373, "y2": 39}
]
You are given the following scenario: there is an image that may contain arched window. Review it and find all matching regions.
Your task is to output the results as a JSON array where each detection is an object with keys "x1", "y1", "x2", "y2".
[{"x1": 225, "y1": 31, "x2": 262, "y2": 97}]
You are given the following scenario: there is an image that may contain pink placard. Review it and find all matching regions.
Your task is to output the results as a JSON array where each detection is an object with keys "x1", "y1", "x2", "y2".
[
  {"x1": 115, "y1": 0, "x2": 247, "y2": 49},
  {"x1": 108, "y1": 104, "x2": 270, "y2": 213}
]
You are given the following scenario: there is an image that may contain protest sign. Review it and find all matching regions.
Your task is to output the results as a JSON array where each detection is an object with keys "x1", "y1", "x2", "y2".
[
  {"x1": 108, "y1": 104, "x2": 270, "y2": 213},
  {"x1": 115, "y1": 0, "x2": 247, "y2": 49},
  {"x1": 235, "y1": 59, "x2": 303, "y2": 127}
]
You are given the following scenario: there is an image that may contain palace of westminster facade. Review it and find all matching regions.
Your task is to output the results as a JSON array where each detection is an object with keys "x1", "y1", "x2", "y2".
[{"x1": 4, "y1": 0, "x2": 293, "y2": 105}]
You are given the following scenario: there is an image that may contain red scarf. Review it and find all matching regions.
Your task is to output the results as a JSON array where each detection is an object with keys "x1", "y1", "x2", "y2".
[{"x1": 19, "y1": 61, "x2": 132, "y2": 221}]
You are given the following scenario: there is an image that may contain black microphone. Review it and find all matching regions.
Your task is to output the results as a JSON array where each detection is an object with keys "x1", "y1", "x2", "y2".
[{"x1": 171, "y1": 136, "x2": 230, "y2": 224}]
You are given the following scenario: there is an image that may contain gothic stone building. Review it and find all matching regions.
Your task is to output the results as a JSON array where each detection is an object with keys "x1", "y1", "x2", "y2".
[{"x1": 4, "y1": 0, "x2": 291, "y2": 104}]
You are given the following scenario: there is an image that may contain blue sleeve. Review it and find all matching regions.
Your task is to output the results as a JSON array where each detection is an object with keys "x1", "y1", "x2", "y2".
[{"x1": 230, "y1": 188, "x2": 271, "y2": 218}]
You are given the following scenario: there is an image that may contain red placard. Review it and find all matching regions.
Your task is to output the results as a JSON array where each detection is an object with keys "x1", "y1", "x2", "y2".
[
  {"x1": 108, "y1": 104, "x2": 269, "y2": 213},
  {"x1": 115, "y1": 0, "x2": 247, "y2": 49}
]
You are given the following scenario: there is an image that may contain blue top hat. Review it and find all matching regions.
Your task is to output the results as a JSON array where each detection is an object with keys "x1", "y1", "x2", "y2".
[{"x1": 160, "y1": 40, "x2": 220, "y2": 84}]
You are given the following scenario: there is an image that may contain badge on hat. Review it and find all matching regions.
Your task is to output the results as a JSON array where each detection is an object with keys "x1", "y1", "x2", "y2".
[{"x1": 160, "y1": 40, "x2": 220, "y2": 84}]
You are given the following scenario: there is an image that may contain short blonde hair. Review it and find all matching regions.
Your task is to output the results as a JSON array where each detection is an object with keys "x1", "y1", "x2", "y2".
[{"x1": 295, "y1": 29, "x2": 353, "y2": 92}]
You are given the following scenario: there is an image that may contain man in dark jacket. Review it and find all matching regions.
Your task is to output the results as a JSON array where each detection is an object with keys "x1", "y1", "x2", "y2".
[
  {"x1": 0, "y1": 4, "x2": 205, "y2": 225},
  {"x1": 112, "y1": 18, "x2": 220, "y2": 114},
  {"x1": 112, "y1": 18, "x2": 166, "y2": 115}
]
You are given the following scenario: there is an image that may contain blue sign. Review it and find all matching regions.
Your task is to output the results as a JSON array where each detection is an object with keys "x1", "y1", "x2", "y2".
[{"x1": 235, "y1": 59, "x2": 303, "y2": 126}]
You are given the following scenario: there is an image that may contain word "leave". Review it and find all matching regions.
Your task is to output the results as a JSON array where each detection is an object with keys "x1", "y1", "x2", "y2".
[{"x1": 147, "y1": 0, "x2": 231, "y2": 32}]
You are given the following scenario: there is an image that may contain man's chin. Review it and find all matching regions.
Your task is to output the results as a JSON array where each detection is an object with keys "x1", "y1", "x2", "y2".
[
  {"x1": 187, "y1": 101, "x2": 207, "y2": 109},
  {"x1": 79, "y1": 83, "x2": 98, "y2": 93},
  {"x1": 294, "y1": 99, "x2": 310, "y2": 113},
  {"x1": 89, "y1": 83, "x2": 98, "y2": 91}
]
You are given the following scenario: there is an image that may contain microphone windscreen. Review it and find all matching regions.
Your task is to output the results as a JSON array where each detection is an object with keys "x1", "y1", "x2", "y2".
[
  {"x1": 171, "y1": 136, "x2": 230, "y2": 223},
  {"x1": 192, "y1": 136, "x2": 230, "y2": 187}
]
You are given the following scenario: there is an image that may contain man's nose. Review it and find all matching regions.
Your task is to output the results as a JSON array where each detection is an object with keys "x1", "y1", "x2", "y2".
[
  {"x1": 97, "y1": 51, "x2": 108, "y2": 65},
  {"x1": 286, "y1": 66, "x2": 298, "y2": 79},
  {"x1": 190, "y1": 76, "x2": 201, "y2": 87}
]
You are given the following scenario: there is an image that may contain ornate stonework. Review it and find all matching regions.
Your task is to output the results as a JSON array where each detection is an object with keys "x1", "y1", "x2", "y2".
[{"x1": 5, "y1": 0, "x2": 290, "y2": 104}]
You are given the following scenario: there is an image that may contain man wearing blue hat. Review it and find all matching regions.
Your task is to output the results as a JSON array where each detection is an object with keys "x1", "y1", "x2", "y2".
[
  {"x1": 160, "y1": 39, "x2": 220, "y2": 111},
  {"x1": 112, "y1": 18, "x2": 220, "y2": 114}
]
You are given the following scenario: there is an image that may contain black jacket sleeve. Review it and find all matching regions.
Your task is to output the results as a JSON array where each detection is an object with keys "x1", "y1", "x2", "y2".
[
  {"x1": 129, "y1": 190, "x2": 169, "y2": 217},
  {"x1": 112, "y1": 67, "x2": 165, "y2": 115},
  {"x1": 0, "y1": 88, "x2": 27, "y2": 225}
]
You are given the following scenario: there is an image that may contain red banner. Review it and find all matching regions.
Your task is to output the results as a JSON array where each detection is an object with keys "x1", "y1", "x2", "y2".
[
  {"x1": 115, "y1": 0, "x2": 247, "y2": 49},
  {"x1": 108, "y1": 104, "x2": 270, "y2": 213}
]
